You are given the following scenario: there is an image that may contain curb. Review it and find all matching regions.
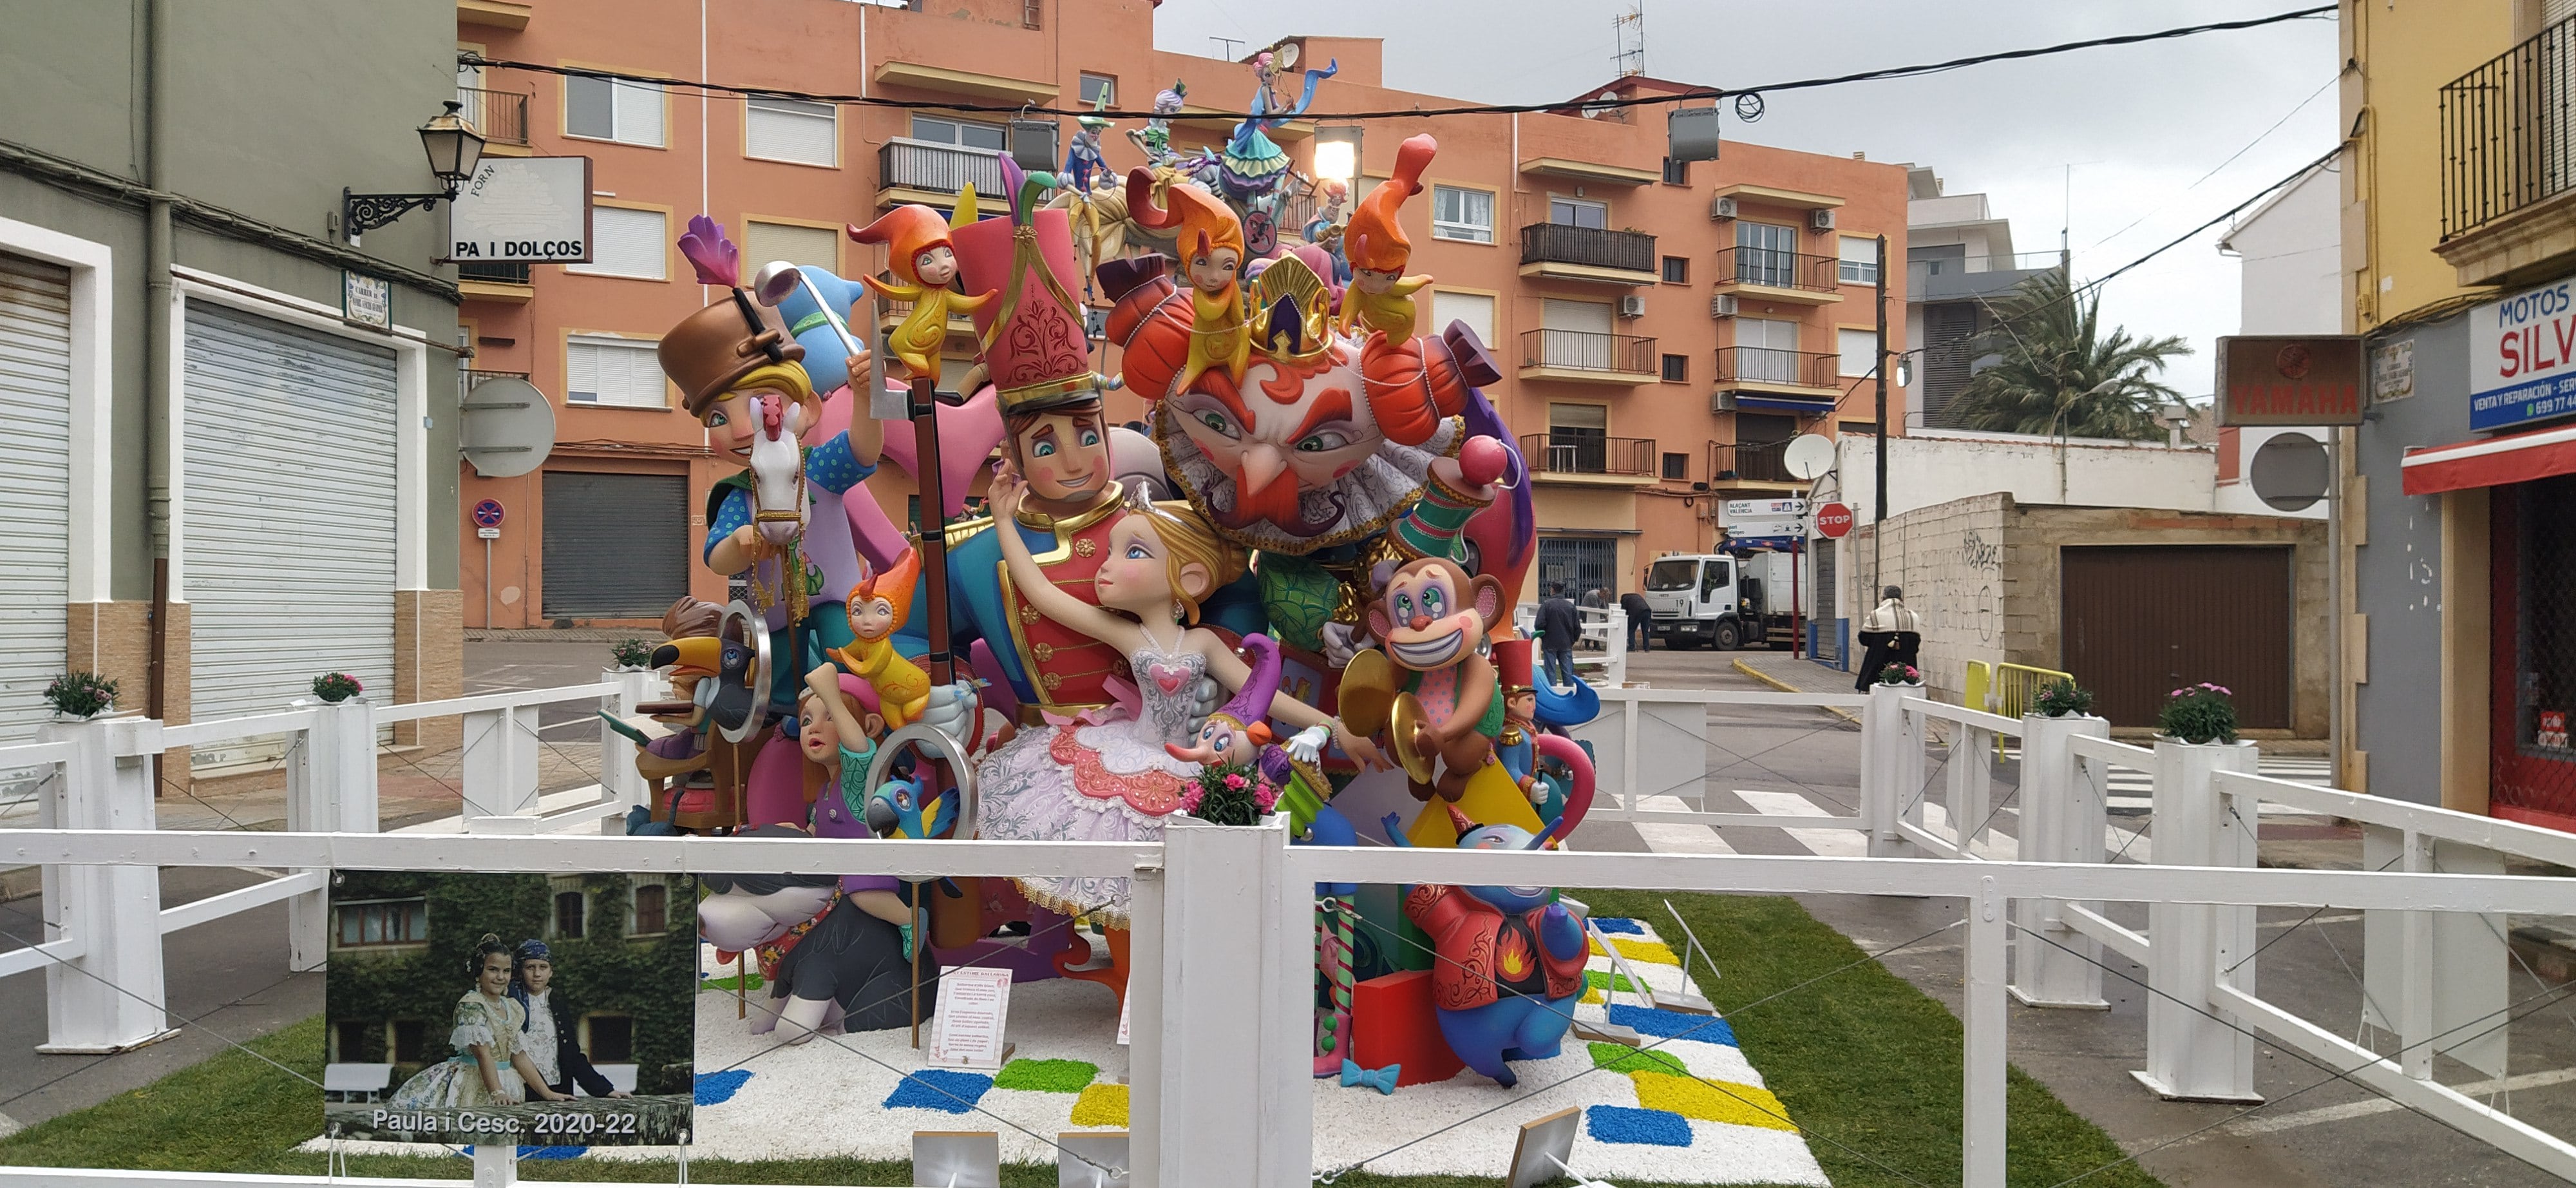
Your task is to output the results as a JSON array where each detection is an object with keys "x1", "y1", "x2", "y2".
[{"x1": 1731, "y1": 658, "x2": 1862, "y2": 725}]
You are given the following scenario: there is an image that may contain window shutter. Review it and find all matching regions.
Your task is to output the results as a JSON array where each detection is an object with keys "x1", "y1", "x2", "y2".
[
  {"x1": 568, "y1": 338, "x2": 600, "y2": 401},
  {"x1": 569, "y1": 336, "x2": 666, "y2": 408},
  {"x1": 1432, "y1": 290, "x2": 1494, "y2": 346},
  {"x1": 571, "y1": 207, "x2": 667, "y2": 279},
  {"x1": 744, "y1": 220, "x2": 838, "y2": 273},
  {"x1": 614, "y1": 79, "x2": 664, "y2": 146},
  {"x1": 1838, "y1": 328, "x2": 1876, "y2": 376},
  {"x1": 565, "y1": 75, "x2": 614, "y2": 139},
  {"x1": 748, "y1": 98, "x2": 836, "y2": 166}
]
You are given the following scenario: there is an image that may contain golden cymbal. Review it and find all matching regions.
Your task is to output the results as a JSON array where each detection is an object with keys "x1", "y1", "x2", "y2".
[
  {"x1": 1388, "y1": 692, "x2": 1435, "y2": 785},
  {"x1": 1338, "y1": 647, "x2": 1397, "y2": 736}
]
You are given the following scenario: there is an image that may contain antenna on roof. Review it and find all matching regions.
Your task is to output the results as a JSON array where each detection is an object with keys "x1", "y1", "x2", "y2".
[
  {"x1": 1212, "y1": 36, "x2": 1244, "y2": 61},
  {"x1": 1613, "y1": 4, "x2": 1645, "y2": 78}
]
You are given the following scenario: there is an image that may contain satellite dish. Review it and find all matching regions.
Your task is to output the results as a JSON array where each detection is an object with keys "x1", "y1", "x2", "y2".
[
  {"x1": 1276, "y1": 41, "x2": 1300, "y2": 69},
  {"x1": 2248, "y1": 432, "x2": 2329, "y2": 512},
  {"x1": 1783, "y1": 433, "x2": 1835, "y2": 482},
  {"x1": 458, "y1": 375, "x2": 556, "y2": 479}
]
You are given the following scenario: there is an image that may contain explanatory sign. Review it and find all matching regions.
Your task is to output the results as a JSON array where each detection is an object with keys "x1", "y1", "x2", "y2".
[
  {"x1": 2215, "y1": 335, "x2": 2363, "y2": 427},
  {"x1": 446, "y1": 156, "x2": 593, "y2": 264},
  {"x1": 2471, "y1": 280, "x2": 2576, "y2": 431}
]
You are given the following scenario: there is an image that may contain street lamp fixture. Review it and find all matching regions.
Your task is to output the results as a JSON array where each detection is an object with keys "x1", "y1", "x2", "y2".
[
  {"x1": 1311, "y1": 126, "x2": 1361, "y2": 185},
  {"x1": 341, "y1": 101, "x2": 487, "y2": 245}
]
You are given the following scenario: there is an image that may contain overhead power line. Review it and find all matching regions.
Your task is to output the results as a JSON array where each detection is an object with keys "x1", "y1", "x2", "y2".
[{"x1": 464, "y1": 5, "x2": 2334, "y2": 124}]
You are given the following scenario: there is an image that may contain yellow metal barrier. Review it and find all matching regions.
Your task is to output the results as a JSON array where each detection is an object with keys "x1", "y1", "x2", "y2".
[{"x1": 1966, "y1": 661, "x2": 2076, "y2": 759}]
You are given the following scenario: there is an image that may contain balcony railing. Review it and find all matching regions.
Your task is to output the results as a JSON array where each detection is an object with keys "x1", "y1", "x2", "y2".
[
  {"x1": 458, "y1": 368, "x2": 530, "y2": 399},
  {"x1": 1519, "y1": 222, "x2": 1657, "y2": 273},
  {"x1": 456, "y1": 86, "x2": 529, "y2": 146},
  {"x1": 1714, "y1": 439, "x2": 1795, "y2": 484},
  {"x1": 878, "y1": 137, "x2": 1004, "y2": 198},
  {"x1": 2441, "y1": 16, "x2": 2576, "y2": 238},
  {"x1": 1519, "y1": 328, "x2": 1656, "y2": 375},
  {"x1": 457, "y1": 260, "x2": 533, "y2": 285},
  {"x1": 1715, "y1": 245, "x2": 1841, "y2": 293},
  {"x1": 1519, "y1": 432, "x2": 1655, "y2": 479},
  {"x1": 1714, "y1": 345, "x2": 1836, "y2": 389}
]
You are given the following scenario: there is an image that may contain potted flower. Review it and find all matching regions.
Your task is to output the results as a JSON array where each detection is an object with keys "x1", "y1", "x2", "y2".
[
  {"x1": 2158, "y1": 682, "x2": 2238, "y2": 745},
  {"x1": 611, "y1": 638, "x2": 656, "y2": 671},
  {"x1": 1875, "y1": 663, "x2": 1922, "y2": 687},
  {"x1": 1180, "y1": 761, "x2": 1280, "y2": 828},
  {"x1": 43, "y1": 672, "x2": 118, "y2": 720},
  {"x1": 2031, "y1": 680, "x2": 2096, "y2": 719},
  {"x1": 310, "y1": 673, "x2": 365, "y2": 704}
]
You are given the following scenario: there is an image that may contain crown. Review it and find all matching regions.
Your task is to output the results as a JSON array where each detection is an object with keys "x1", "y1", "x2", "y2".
[{"x1": 1247, "y1": 254, "x2": 1335, "y2": 364}]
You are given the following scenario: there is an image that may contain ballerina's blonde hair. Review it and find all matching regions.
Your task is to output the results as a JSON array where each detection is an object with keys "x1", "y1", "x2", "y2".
[{"x1": 1123, "y1": 485, "x2": 1246, "y2": 624}]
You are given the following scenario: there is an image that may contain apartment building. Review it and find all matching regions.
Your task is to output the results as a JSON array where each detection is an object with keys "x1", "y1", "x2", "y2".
[
  {"x1": 1900, "y1": 165, "x2": 2063, "y2": 432},
  {"x1": 451, "y1": 0, "x2": 1907, "y2": 621}
]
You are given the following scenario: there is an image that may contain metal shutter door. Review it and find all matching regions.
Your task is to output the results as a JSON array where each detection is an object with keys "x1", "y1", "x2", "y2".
[
  {"x1": 2061, "y1": 546, "x2": 2293, "y2": 729},
  {"x1": 182, "y1": 302, "x2": 397, "y2": 760},
  {"x1": 0, "y1": 254, "x2": 72, "y2": 746},
  {"x1": 542, "y1": 472, "x2": 687, "y2": 617}
]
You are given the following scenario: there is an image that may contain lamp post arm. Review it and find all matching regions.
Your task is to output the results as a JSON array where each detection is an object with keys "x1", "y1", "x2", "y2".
[{"x1": 341, "y1": 188, "x2": 450, "y2": 243}]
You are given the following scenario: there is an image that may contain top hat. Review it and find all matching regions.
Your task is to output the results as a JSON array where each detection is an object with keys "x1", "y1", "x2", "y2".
[{"x1": 663, "y1": 216, "x2": 807, "y2": 416}]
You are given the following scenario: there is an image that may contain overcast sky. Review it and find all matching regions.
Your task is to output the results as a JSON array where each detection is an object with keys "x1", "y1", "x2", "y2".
[{"x1": 1153, "y1": 1, "x2": 2343, "y2": 399}]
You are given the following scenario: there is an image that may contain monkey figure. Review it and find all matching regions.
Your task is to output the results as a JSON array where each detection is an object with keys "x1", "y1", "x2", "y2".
[{"x1": 1364, "y1": 557, "x2": 1509, "y2": 804}]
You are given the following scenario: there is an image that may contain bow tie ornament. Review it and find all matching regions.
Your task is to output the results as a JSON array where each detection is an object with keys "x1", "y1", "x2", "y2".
[{"x1": 1340, "y1": 1059, "x2": 1399, "y2": 1096}]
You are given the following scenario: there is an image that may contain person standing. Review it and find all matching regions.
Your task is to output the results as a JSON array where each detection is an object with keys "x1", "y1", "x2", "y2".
[
  {"x1": 1619, "y1": 589, "x2": 1652, "y2": 653},
  {"x1": 1853, "y1": 586, "x2": 1924, "y2": 692},
  {"x1": 1537, "y1": 584, "x2": 1582, "y2": 689}
]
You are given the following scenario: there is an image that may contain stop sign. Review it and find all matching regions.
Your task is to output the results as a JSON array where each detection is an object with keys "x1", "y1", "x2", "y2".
[{"x1": 1814, "y1": 502, "x2": 1855, "y2": 539}]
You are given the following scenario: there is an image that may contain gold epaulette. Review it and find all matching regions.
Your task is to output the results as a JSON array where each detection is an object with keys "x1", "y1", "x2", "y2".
[{"x1": 942, "y1": 513, "x2": 996, "y2": 549}]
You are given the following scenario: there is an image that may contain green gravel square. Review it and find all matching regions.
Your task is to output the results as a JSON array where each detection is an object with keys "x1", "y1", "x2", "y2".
[
  {"x1": 1588, "y1": 1041, "x2": 1688, "y2": 1077},
  {"x1": 992, "y1": 1058, "x2": 1099, "y2": 1093}
]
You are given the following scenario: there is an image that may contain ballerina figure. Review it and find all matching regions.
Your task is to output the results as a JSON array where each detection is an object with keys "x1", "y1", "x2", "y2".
[{"x1": 973, "y1": 468, "x2": 1385, "y2": 926}]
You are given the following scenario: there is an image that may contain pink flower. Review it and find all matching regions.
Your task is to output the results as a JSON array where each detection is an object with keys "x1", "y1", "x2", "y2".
[
  {"x1": 1180, "y1": 785, "x2": 1205, "y2": 812},
  {"x1": 1223, "y1": 772, "x2": 1247, "y2": 790},
  {"x1": 1253, "y1": 781, "x2": 1279, "y2": 812}
]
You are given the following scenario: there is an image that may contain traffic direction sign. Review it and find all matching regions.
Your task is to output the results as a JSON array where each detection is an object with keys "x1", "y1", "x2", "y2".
[{"x1": 1814, "y1": 502, "x2": 1855, "y2": 539}]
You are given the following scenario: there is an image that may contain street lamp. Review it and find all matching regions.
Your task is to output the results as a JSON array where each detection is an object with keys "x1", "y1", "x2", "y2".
[
  {"x1": 341, "y1": 101, "x2": 487, "y2": 245},
  {"x1": 1311, "y1": 126, "x2": 1362, "y2": 185}
]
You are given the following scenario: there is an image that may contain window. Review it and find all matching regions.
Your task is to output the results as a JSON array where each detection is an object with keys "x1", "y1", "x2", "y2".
[
  {"x1": 1079, "y1": 73, "x2": 1116, "y2": 106},
  {"x1": 1549, "y1": 195, "x2": 1609, "y2": 229},
  {"x1": 1660, "y1": 353, "x2": 1688, "y2": 383},
  {"x1": 334, "y1": 899, "x2": 426, "y2": 949},
  {"x1": 1546, "y1": 403, "x2": 1607, "y2": 472},
  {"x1": 1661, "y1": 157, "x2": 1688, "y2": 185},
  {"x1": 908, "y1": 114, "x2": 1006, "y2": 151},
  {"x1": 1430, "y1": 184, "x2": 1494, "y2": 243},
  {"x1": 1838, "y1": 236, "x2": 1880, "y2": 285},
  {"x1": 567, "y1": 336, "x2": 667, "y2": 408},
  {"x1": 1660, "y1": 255, "x2": 1689, "y2": 284},
  {"x1": 554, "y1": 889, "x2": 587, "y2": 939},
  {"x1": 1736, "y1": 317, "x2": 1800, "y2": 383},
  {"x1": 1734, "y1": 222, "x2": 1800, "y2": 286},
  {"x1": 568, "y1": 206, "x2": 667, "y2": 280},
  {"x1": 632, "y1": 881, "x2": 668, "y2": 935},
  {"x1": 584, "y1": 1015, "x2": 635, "y2": 1062},
  {"x1": 566, "y1": 74, "x2": 665, "y2": 147},
  {"x1": 1432, "y1": 290, "x2": 1494, "y2": 346},
  {"x1": 1736, "y1": 412, "x2": 1796, "y2": 445},
  {"x1": 1662, "y1": 451, "x2": 1689, "y2": 480},
  {"x1": 392, "y1": 1020, "x2": 426, "y2": 1063},
  {"x1": 1540, "y1": 298, "x2": 1615, "y2": 370},
  {"x1": 744, "y1": 220, "x2": 838, "y2": 273},
  {"x1": 1838, "y1": 328, "x2": 1877, "y2": 377},
  {"x1": 1840, "y1": 420, "x2": 1875, "y2": 436},
  {"x1": 332, "y1": 1020, "x2": 370, "y2": 1063},
  {"x1": 746, "y1": 97, "x2": 837, "y2": 166}
]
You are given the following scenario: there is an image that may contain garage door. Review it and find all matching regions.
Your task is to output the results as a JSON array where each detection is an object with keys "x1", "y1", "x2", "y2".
[
  {"x1": 183, "y1": 302, "x2": 397, "y2": 762},
  {"x1": 542, "y1": 471, "x2": 688, "y2": 618},
  {"x1": 2061, "y1": 545, "x2": 2293, "y2": 729},
  {"x1": 0, "y1": 254, "x2": 72, "y2": 747}
]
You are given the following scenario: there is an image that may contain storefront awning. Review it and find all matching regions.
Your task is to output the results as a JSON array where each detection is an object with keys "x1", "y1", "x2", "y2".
[
  {"x1": 1730, "y1": 395, "x2": 1837, "y2": 414},
  {"x1": 2401, "y1": 422, "x2": 2576, "y2": 495}
]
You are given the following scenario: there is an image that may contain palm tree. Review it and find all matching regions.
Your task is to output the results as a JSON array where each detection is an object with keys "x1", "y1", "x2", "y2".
[{"x1": 1938, "y1": 269, "x2": 2192, "y2": 441}]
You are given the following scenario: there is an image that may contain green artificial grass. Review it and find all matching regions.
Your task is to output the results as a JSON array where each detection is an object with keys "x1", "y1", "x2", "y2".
[
  {"x1": 990, "y1": 1058, "x2": 1099, "y2": 1094},
  {"x1": 1585, "y1": 968, "x2": 1642, "y2": 995},
  {"x1": 0, "y1": 892, "x2": 2161, "y2": 1188}
]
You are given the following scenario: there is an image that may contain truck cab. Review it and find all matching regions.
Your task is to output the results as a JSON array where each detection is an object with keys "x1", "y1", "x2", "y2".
[{"x1": 1643, "y1": 554, "x2": 1744, "y2": 649}]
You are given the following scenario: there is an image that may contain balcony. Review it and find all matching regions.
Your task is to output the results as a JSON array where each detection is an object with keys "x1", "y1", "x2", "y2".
[
  {"x1": 1713, "y1": 346, "x2": 1842, "y2": 410},
  {"x1": 1517, "y1": 223, "x2": 1658, "y2": 285},
  {"x1": 1714, "y1": 246, "x2": 1843, "y2": 305},
  {"x1": 876, "y1": 138, "x2": 1005, "y2": 209},
  {"x1": 1712, "y1": 439, "x2": 1799, "y2": 486},
  {"x1": 1518, "y1": 329, "x2": 1658, "y2": 385},
  {"x1": 457, "y1": 0, "x2": 531, "y2": 30},
  {"x1": 457, "y1": 260, "x2": 533, "y2": 303},
  {"x1": 2438, "y1": 16, "x2": 2576, "y2": 285},
  {"x1": 456, "y1": 87, "x2": 529, "y2": 149},
  {"x1": 1907, "y1": 252, "x2": 2063, "y2": 302},
  {"x1": 1519, "y1": 432, "x2": 1657, "y2": 485}
]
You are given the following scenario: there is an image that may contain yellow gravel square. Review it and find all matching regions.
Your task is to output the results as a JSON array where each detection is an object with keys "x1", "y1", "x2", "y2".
[
  {"x1": 1588, "y1": 935, "x2": 1680, "y2": 965},
  {"x1": 1068, "y1": 1082, "x2": 1129, "y2": 1127},
  {"x1": 1629, "y1": 1071, "x2": 1800, "y2": 1132}
]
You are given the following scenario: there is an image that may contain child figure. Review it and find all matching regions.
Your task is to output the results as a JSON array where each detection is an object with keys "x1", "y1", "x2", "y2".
[
  {"x1": 388, "y1": 935, "x2": 574, "y2": 1109},
  {"x1": 975, "y1": 466, "x2": 1385, "y2": 925},
  {"x1": 1335, "y1": 134, "x2": 1437, "y2": 343},
  {"x1": 831, "y1": 550, "x2": 931, "y2": 730},
  {"x1": 1126, "y1": 169, "x2": 1250, "y2": 392},
  {"x1": 849, "y1": 202, "x2": 996, "y2": 381},
  {"x1": 1162, "y1": 633, "x2": 1334, "y2": 828},
  {"x1": 802, "y1": 662, "x2": 887, "y2": 814}
]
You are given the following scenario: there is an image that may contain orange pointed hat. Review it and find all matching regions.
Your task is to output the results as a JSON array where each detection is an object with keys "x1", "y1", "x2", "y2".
[
  {"x1": 847, "y1": 204, "x2": 956, "y2": 285},
  {"x1": 1126, "y1": 168, "x2": 1245, "y2": 262},
  {"x1": 1346, "y1": 133, "x2": 1436, "y2": 273}
]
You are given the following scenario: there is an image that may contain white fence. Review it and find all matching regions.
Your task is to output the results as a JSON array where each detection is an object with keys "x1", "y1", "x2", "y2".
[{"x1": 0, "y1": 678, "x2": 2568, "y2": 1186}]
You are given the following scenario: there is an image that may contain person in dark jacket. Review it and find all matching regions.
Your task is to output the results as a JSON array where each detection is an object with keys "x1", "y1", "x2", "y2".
[
  {"x1": 1536, "y1": 584, "x2": 1582, "y2": 689},
  {"x1": 1618, "y1": 589, "x2": 1652, "y2": 652},
  {"x1": 509, "y1": 939, "x2": 628, "y2": 1100},
  {"x1": 1852, "y1": 586, "x2": 1923, "y2": 693}
]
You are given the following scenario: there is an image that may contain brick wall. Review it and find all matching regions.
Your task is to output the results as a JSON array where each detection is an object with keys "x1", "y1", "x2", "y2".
[{"x1": 1843, "y1": 492, "x2": 2010, "y2": 704}]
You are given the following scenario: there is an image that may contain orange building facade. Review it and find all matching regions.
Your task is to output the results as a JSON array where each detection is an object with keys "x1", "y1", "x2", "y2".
[{"x1": 451, "y1": 0, "x2": 1906, "y2": 624}]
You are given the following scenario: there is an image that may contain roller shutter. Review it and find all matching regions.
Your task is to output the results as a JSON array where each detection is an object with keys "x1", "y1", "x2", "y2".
[
  {"x1": 542, "y1": 471, "x2": 688, "y2": 618},
  {"x1": 182, "y1": 302, "x2": 397, "y2": 764},
  {"x1": 0, "y1": 254, "x2": 72, "y2": 747}
]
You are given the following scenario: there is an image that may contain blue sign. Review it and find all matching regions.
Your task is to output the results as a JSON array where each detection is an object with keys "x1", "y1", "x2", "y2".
[
  {"x1": 2470, "y1": 280, "x2": 2576, "y2": 431},
  {"x1": 472, "y1": 499, "x2": 506, "y2": 528}
]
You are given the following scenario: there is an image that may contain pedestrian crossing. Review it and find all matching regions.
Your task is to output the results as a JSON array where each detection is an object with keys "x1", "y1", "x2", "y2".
[
  {"x1": 1618, "y1": 788, "x2": 2159, "y2": 863},
  {"x1": 2098, "y1": 755, "x2": 2333, "y2": 814}
]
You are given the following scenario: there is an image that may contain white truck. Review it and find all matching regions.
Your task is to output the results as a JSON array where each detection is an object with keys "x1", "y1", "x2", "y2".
[{"x1": 1640, "y1": 550, "x2": 1814, "y2": 650}]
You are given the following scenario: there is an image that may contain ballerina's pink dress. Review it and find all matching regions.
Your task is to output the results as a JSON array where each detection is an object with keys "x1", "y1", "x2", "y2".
[{"x1": 973, "y1": 635, "x2": 1206, "y2": 925}]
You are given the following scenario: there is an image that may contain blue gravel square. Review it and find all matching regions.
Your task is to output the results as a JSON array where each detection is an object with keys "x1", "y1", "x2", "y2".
[
  {"x1": 694, "y1": 1068, "x2": 754, "y2": 1106},
  {"x1": 1592, "y1": 917, "x2": 1647, "y2": 935},
  {"x1": 1609, "y1": 1004, "x2": 1737, "y2": 1046},
  {"x1": 1586, "y1": 1104, "x2": 1694, "y2": 1147},
  {"x1": 884, "y1": 1069, "x2": 994, "y2": 1114}
]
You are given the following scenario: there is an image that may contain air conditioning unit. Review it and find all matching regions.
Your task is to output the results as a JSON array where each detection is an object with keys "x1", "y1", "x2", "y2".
[
  {"x1": 1810, "y1": 208, "x2": 1837, "y2": 231},
  {"x1": 1709, "y1": 294, "x2": 1738, "y2": 318},
  {"x1": 1710, "y1": 196, "x2": 1738, "y2": 220},
  {"x1": 1711, "y1": 390, "x2": 1738, "y2": 413},
  {"x1": 1619, "y1": 294, "x2": 1647, "y2": 318}
]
